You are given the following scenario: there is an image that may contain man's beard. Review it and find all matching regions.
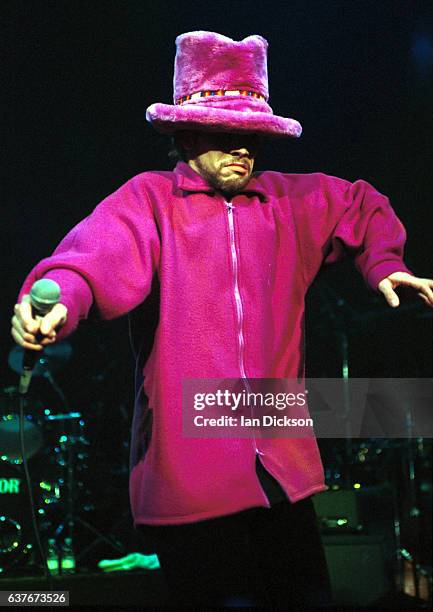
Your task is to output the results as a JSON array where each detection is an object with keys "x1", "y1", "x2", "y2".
[{"x1": 199, "y1": 162, "x2": 251, "y2": 197}]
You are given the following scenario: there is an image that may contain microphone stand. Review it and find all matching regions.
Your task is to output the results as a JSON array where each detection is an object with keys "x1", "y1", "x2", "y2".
[{"x1": 318, "y1": 282, "x2": 357, "y2": 488}]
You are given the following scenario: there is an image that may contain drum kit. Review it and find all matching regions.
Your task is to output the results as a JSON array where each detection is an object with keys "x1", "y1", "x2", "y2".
[{"x1": 0, "y1": 342, "x2": 89, "y2": 573}]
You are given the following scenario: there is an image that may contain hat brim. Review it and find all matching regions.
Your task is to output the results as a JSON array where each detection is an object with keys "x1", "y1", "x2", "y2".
[{"x1": 146, "y1": 103, "x2": 302, "y2": 139}]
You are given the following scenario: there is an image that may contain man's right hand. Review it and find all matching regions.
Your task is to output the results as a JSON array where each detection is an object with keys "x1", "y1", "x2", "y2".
[{"x1": 11, "y1": 295, "x2": 68, "y2": 350}]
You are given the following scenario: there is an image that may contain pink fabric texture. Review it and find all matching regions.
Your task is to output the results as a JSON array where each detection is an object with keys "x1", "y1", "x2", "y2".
[
  {"x1": 146, "y1": 31, "x2": 302, "y2": 138},
  {"x1": 19, "y1": 163, "x2": 412, "y2": 525},
  {"x1": 173, "y1": 32, "x2": 269, "y2": 101},
  {"x1": 146, "y1": 100, "x2": 302, "y2": 138}
]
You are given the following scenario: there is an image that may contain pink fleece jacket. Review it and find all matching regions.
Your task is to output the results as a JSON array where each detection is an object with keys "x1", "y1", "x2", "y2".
[{"x1": 19, "y1": 161, "x2": 411, "y2": 525}]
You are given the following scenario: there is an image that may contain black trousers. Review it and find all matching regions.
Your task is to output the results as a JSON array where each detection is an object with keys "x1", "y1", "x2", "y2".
[{"x1": 138, "y1": 497, "x2": 332, "y2": 607}]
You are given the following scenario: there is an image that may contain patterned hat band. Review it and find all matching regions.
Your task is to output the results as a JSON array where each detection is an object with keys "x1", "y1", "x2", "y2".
[{"x1": 176, "y1": 89, "x2": 267, "y2": 105}]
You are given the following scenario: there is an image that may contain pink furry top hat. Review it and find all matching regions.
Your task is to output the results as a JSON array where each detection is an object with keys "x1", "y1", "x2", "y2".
[{"x1": 146, "y1": 31, "x2": 302, "y2": 138}]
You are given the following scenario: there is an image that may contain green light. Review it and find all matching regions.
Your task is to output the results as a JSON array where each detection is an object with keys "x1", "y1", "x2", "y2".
[
  {"x1": 47, "y1": 560, "x2": 58, "y2": 570},
  {"x1": 44, "y1": 409, "x2": 51, "y2": 415},
  {"x1": 61, "y1": 560, "x2": 75, "y2": 569},
  {"x1": 1, "y1": 456, "x2": 7, "y2": 461},
  {"x1": 40, "y1": 481, "x2": 52, "y2": 491},
  {"x1": 337, "y1": 518, "x2": 348, "y2": 526},
  {"x1": 353, "y1": 483, "x2": 361, "y2": 489},
  {"x1": 59, "y1": 435, "x2": 68, "y2": 443}
]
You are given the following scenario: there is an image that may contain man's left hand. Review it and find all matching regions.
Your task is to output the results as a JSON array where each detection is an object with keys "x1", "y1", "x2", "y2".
[{"x1": 377, "y1": 271, "x2": 433, "y2": 308}]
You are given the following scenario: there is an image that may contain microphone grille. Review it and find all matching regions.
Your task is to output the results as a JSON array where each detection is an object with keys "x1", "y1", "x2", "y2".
[{"x1": 29, "y1": 279, "x2": 61, "y2": 314}]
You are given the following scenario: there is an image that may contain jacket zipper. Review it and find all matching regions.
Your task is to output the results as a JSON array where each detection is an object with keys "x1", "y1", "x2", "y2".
[{"x1": 225, "y1": 201, "x2": 264, "y2": 457}]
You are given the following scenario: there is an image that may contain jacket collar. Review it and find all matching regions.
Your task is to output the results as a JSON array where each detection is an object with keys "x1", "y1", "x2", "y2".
[{"x1": 173, "y1": 161, "x2": 268, "y2": 202}]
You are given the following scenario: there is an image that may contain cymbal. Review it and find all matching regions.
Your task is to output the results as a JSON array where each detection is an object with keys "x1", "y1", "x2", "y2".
[{"x1": 8, "y1": 343, "x2": 73, "y2": 376}]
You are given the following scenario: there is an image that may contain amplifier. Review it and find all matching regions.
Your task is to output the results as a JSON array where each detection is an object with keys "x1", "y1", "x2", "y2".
[
  {"x1": 322, "y1": 533, "x2": 394, "y2": 606},
  {"x1": 313, "y1": 486, "x2": 394, "y2": 532}
]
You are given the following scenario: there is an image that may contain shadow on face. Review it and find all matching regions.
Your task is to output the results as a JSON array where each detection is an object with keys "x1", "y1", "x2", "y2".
[
  {"x1": 179, "y1": 131, "x2": 263, "y2": 160},
  {"x1": 175, "y1": 130, "x2": 264, "y2": 196}
]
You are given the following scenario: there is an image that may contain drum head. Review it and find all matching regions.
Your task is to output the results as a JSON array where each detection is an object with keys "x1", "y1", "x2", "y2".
[
  {"x1": 0, "y1": 415, "x2": 43, "y2": 462},
  {"x1": 0, "y1": 463, "x2": 31, "y2": 567}
]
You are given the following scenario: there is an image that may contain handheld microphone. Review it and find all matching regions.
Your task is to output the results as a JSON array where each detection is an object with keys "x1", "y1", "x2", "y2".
[{"x1": 18, "y1": 279, "x2": 61, "y2": 395}]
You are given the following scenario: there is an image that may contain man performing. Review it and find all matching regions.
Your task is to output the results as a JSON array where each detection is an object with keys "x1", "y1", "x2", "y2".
[{"x1": 11, "y1": 32, "x2": 433, "y2": 606}]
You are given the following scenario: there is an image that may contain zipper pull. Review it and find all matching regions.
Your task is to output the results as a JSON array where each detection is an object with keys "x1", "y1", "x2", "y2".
[{"x1": 225, "y1": 201, "x2": 234, "y2": 212}]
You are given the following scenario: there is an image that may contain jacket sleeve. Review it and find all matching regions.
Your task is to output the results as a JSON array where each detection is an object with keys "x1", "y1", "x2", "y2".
[
  {"x1": 294, "y1": 173, "x2": 413, "y2": 290},
  {"x1": 18, "y1": 176, "x2": 161, "y2": 340},
  {"x1": 323, "y1": 177, "x2": 412, "y2": 288}
]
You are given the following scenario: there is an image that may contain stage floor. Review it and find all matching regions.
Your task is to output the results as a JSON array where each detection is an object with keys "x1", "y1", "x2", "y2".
[{"x1": 0, "y1": 567, "x2": 428, "y2": 608}]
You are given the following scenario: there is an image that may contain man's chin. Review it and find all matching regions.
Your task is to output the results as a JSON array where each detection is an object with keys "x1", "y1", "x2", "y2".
[
  {"x1": 217, "y1": 175, "x2": 251, "y2": 196},
  {"x1": 198, "y1": 165, "x2": 252, "y2": 196}
]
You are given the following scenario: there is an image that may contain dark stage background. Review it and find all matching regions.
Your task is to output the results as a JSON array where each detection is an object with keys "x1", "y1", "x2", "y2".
[{"x1": 1, "y1": 0, "x2": 432, "y2": 593}]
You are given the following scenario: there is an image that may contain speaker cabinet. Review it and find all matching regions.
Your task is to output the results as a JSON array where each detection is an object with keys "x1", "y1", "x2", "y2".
[{"x1": 322, "y1": 534, "x2": 394, "y2": 606}]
